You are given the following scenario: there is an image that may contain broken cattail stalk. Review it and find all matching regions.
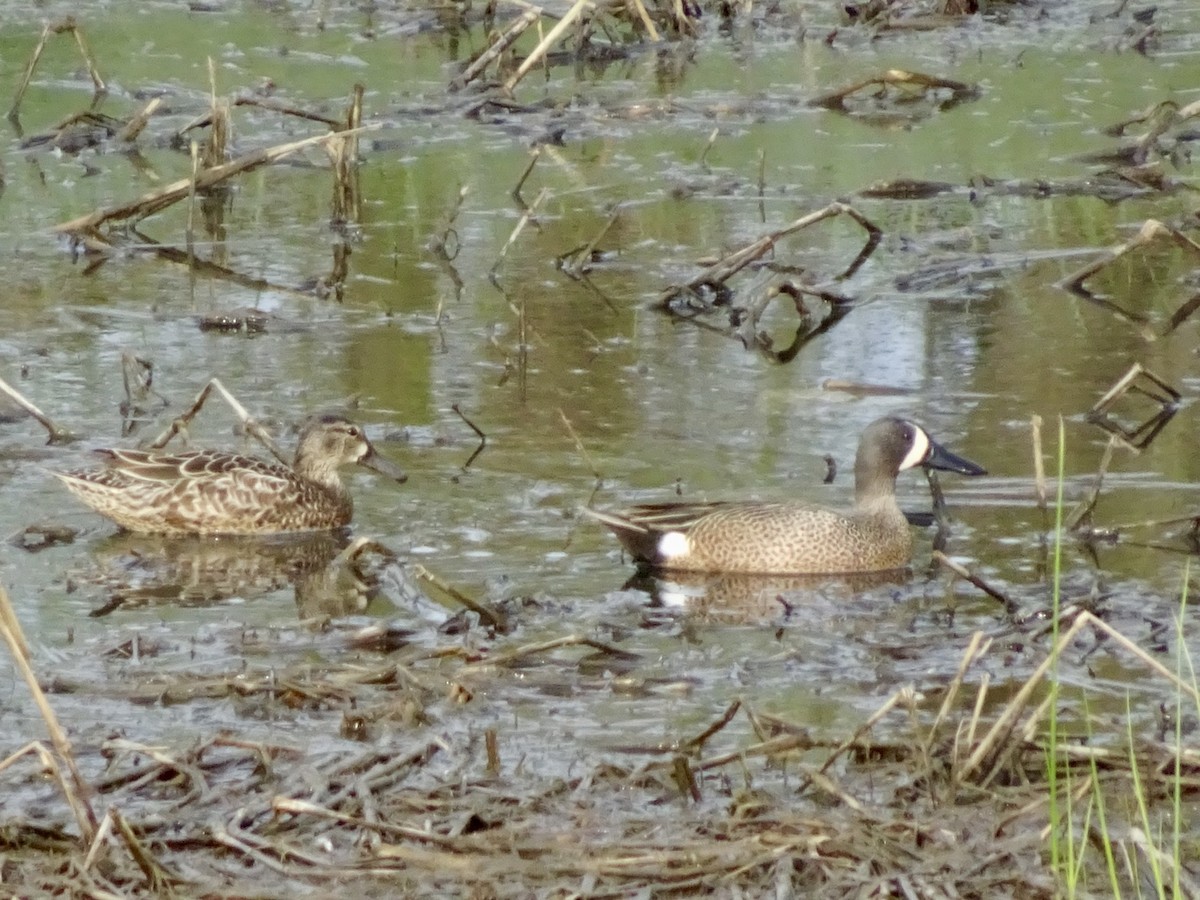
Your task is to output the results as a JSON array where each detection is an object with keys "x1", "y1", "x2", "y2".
[
  {"x1": 490, "y1": 186, "x2": 548, "y2": 280},
  {"x1": 502, "y1": 0, "x2": 591, "y2": 93},
  {"x1": 933, "y1": 551, "x2": 1020, "y2": 617},
  {"x1": 114, "y1": 97, "x2": 161, "y2": 143},
  {"x1": 451, "y1": 8, "x2": 541, "y2": 91},
  {"x1": 56, "y1": 126, "x2": 374, "y2": 238},
  {"x1": 7, "y1": 17, "x2": 106, "y2": 120}
]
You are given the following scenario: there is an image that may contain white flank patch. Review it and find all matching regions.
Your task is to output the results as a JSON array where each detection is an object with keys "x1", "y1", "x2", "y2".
[
  {"x1": 658, "y1": 531, "x2": 690, "y2": 559},
  {"x1": 898, "y1": 427, "x2": 930, "y2": 471}
]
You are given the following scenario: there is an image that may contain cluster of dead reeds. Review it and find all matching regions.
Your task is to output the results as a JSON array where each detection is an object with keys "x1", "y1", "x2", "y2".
[
  {"x1": 2, "y1": 572, "x2": 1197, "y2": 896},
  {"x1": 4, "y1": 5, "x2": 1200, "y2": 898}
]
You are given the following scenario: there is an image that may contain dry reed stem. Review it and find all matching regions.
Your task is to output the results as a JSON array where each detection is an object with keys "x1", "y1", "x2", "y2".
[
  {"x1": 933, "y1": 551, "x2": 1019, "y2": 615},
  {"x1": 410, "y1": 563, "x2": 508, "y2": 631},
  {"x1": 810, "y1": 69, "x2": 977, "y2": 110},
  {"x1": 429, "y1": 185, "x2": 469, "y2": 257},
  {"x1": 955, "y1": 614, "x2": 1090, "y2": 786},
  {"x1": 682, "y1": 699, "x2": 741, "y2": 752},
  {"x1": 563, "y1": 204, "x2": 623, "y2": 277},
  {"x1": 80, "y1": 809, "x2": 116, "y2": 874},
  {"x1": 0, "y1": 374, "x2": 73, "y2": 443},
  {"x1": 1064, "y1": 435, "x2": 1116, "y2": 531},
  {"x1": 186, "y1": 140, "x2": 199, "y2": 260},
  {"x1": 699, "y1": 127, "x2": 719, "y2": 169},
  {"x1": 451, "y1": 8, "x2": 541, "y2": 91},
  {"x1": 490, "y1": 186, "x2": 548, "y2": 279},
  {"x1": 628, "y1": 0, "x2": 661, "y2": 39},
  {"x1": 111, "y1": 806, "x2": 179, "y2": 891},
  {"x1": 148, "y1": 377, "x2": 287, "y2": 464},
  {"x1": 659, "y1": 202, "x2": 882, "y2": 303},
  {"x1": 814, "y1": 688, "x2": 909, "y2": 777},
  {"x1": 558, "y1": 407, "x2": 601, "y2": 480},
  {"x1": 1060, "y1": 218, "x2": 1200, "y2": 294},
  {"x1": 465, "y1": 633, "x2": 639, "y2": 669},
  {"x1": 502, "y1": 0, "x2": 592, "y2": 93},
  {"x1": 512, "y1": 147, "x2": 541, "y2": 202},
  {"x1": 0, "y1": 585, "x2": 98, "y2": 840},
  {"x1": 923, "y1": 631, "x2": 991, "y2": 756},
  {"x1": 56, "y1": 126, "x2": 373, "y2": 238},
  {"x1": 7, "y1": 17, "x2": 105, "y2": 120},
  {"x1": 114, "y1": 97, "x2": 161, "y2": 143},
  {"x1": 644, "y1": 733, "x2": 810, "y2": 774},
  {"x1": 272, "y1": 797, "x2": 463, "y2": 848},
  {"x1": 957, "y1": 608, "x2": 1200, "y2": 790},
  {"x1": 1030, "y1": 414, "x2": 1046, "y2": 510}
]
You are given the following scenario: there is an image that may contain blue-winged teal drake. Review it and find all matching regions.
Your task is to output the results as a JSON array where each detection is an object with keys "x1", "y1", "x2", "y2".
[
  {"x1": 586, "y1": 417, "x2": 985, "y2": 575},
  {"x1": 54, "y1": 414, "x2": 406, "y2": 536}
]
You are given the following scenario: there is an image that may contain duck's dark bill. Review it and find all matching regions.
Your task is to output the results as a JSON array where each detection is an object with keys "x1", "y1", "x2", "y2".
[
  {"x1": 924, "y1": 441, "x2": 986, "y2": 477},
  {"x1": 360, "y1": 451, "x2": 408, "y2": 483}
]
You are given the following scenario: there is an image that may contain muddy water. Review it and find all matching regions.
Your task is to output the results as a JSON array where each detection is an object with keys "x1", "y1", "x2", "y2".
[{"x1": 2, "y1": 2, "x2": 1200, "y2": 760}]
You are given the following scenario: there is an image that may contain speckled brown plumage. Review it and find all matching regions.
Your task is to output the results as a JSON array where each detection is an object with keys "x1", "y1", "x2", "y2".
[
  {"x1": 54, "y1": 415, "x2": 406, "y2": 536},
  {"x1": 586, "y1": 417, "x2": 985, "y2": 575}
]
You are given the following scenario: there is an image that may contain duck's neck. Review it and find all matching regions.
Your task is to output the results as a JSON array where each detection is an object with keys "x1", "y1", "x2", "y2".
[
  {"x1": 293, "y1": 450, "x2": 346, "y2": 494},
  {"x1": 854, "y1": 460, "x2": 901, "y2": 516}
]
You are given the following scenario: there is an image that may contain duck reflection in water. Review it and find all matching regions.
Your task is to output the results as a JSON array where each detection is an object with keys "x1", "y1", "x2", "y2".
[
  {"x1": 624, "y1": 569, "x2": 912, "y2": 623},
  {"x1": 80, "y1": 530, "x2": 439, "y2": 622}
]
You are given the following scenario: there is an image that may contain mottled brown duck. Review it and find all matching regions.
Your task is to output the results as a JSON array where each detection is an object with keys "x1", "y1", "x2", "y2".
[
  {"x1": 54, "y1": 414, "x2": 406, "y2": 535},
  {"x1": 585, "y1": 416, "x2": 985, "y2": 575}
]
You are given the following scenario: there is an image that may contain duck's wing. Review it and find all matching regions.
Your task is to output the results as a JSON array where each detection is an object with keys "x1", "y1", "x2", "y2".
[
  {"x1": 587, "y1": 501, "x2": 734, "y2": 533},
  {"x1": 95, "y1": 448, "x2": 291, "y2": 484},
  {"x1": 583, "y1": 502, "x2": 735, "y2": 564}
]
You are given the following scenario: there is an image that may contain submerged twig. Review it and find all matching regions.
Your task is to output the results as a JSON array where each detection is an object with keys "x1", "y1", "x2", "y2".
[
  {"x1": 1059, "y1": 218, "x2": 1200, "y2": 295},
  {"x1": 810, "y1": 69, "x2": 978, "y2": 112},
  {"x1": 658, "y1": 203, "x2": 881, "y2": 305},
  {"x1": 490, "y1": 187, "x2": 548, "y2": 281},
  {"x1": 451, "y1": 403, "x2": 487, "y2": 472},
  {"x1": 558, "y1": 408, "x2": 601, "y2": 482},
  {"x1": 933, "y1": 551, "x2": 1020, "y2": 617},
  {"x1": 411, "y1": 564, "x2": 508, "y2": 633},
  {"x1": 1064, "y1": 435, "x2": 1117, "y2": 532},
  {"x1": 0, "y1": 374, "x2": 73, "y2": 443}
]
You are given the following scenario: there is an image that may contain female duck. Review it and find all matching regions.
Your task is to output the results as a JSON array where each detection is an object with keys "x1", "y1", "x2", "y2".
[
  {"x1": 55, "y1": 414, "x2": 406, "y2": 535},
  {"x1": 586, "y1": 417, "x2": 985, "y2": 575}
]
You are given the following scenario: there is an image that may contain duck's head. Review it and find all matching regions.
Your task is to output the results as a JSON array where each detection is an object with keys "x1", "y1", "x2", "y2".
[{"x1": 294, "y1": 415, "x2": 408, "y2": 484}]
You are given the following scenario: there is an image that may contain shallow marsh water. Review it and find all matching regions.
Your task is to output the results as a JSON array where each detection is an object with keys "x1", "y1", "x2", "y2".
[{"x1": 1, "y1": 0, "x2": 1200, "y2": 891}]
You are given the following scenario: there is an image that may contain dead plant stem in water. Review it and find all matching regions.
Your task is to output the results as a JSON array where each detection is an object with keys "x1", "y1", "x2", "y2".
[{"x1": 0, "y1": 586, "x2": 98, "y2": 840}]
